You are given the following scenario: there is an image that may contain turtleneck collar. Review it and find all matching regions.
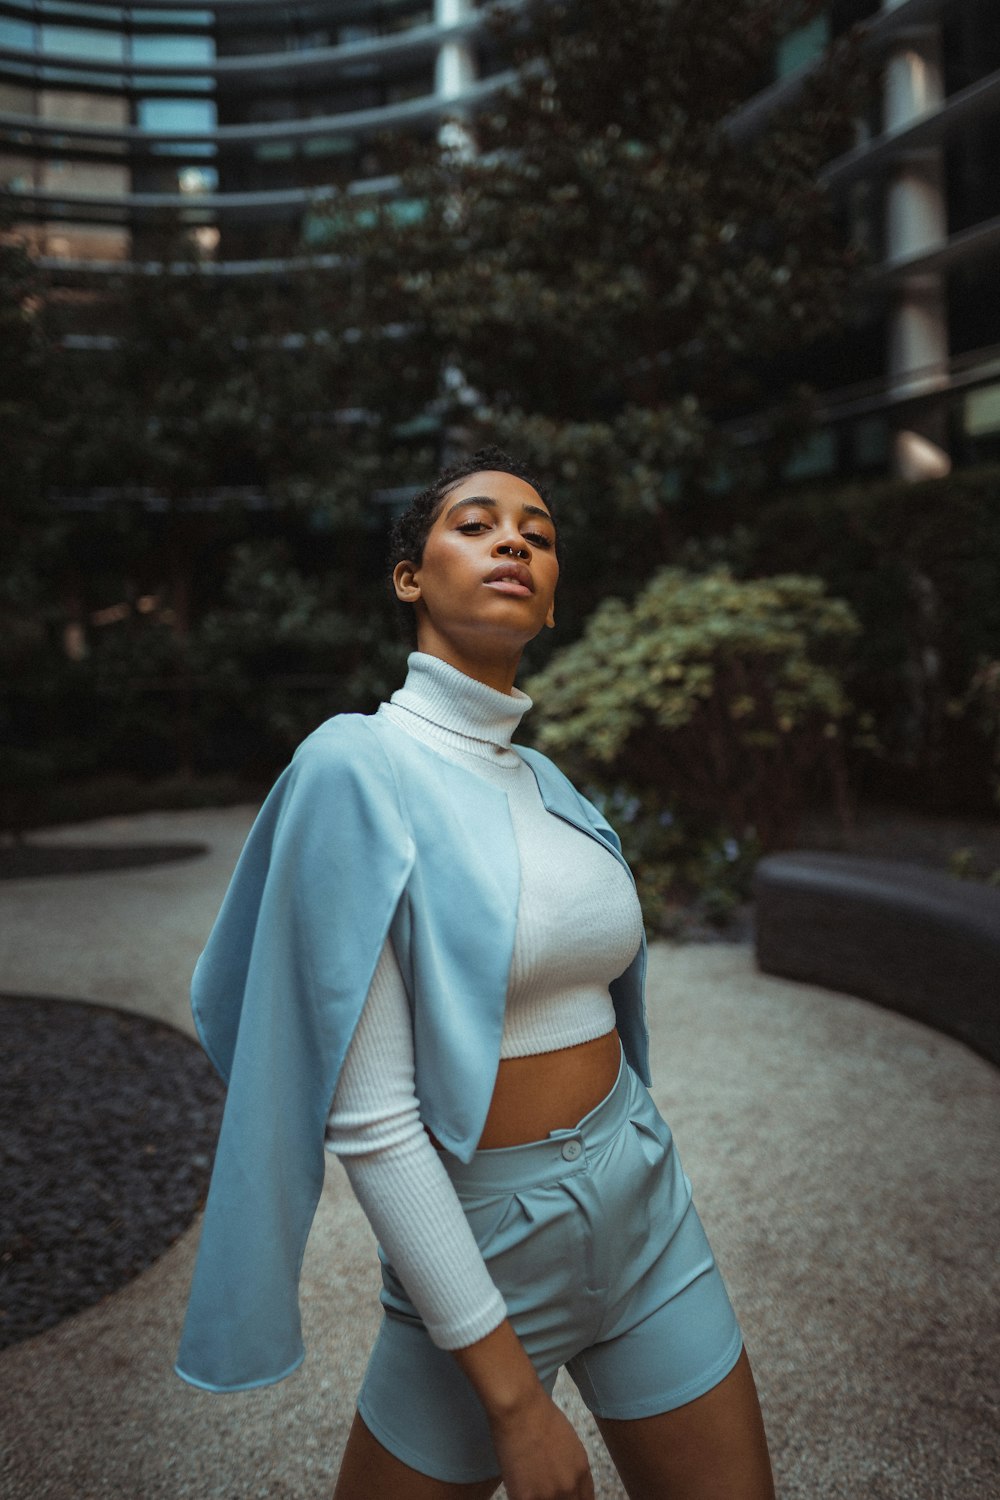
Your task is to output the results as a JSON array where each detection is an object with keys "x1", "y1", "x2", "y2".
[{"x1": 388, "y1": 652, "x2": 532, "y2": 753}]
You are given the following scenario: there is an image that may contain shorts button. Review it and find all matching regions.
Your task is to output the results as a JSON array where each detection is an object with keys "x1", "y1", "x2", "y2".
[{"x1": 561, "y1": 1139, "x2": 582, "y2": 1162}]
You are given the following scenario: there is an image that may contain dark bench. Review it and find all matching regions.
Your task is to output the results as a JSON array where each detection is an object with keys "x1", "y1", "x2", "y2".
[{"x1": 753, "y1": 851, "x2": 1000, "y2": 1067}]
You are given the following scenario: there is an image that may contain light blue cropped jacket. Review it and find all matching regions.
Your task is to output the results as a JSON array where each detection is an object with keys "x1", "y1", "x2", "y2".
[{"x1": 175, "y1": 708, "x2": 650, "y2": 1393}]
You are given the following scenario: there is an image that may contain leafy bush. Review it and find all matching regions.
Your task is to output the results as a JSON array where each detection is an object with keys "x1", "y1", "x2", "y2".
[
  {"x1": 734, "y1": 465, "x2": 1000, "y2": 812},
  {"x1": 582, "y1": 785, "x2": 763, "y2": 939},
  {"x1": 525, "y1": 566, "x2": 862, "y2": 850}
]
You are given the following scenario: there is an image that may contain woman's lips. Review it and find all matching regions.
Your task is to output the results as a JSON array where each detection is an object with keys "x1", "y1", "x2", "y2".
[
  {"x1": 484, "y1": 578, "x2": 533, "y2": 596},
  {"x1": 484, "y1": 562, "x2": 534, "y2": 594}
]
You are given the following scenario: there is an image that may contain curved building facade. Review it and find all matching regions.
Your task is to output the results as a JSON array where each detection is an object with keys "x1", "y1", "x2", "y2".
[
  {"x1": 729, "y1": 0, "x2": 1000, "y2": 477},
  {"x1": 0, "y1": 0, "x2": 505, "y2": 268},
  {"x1": 3, "y1": 0, "x2": 999, "y2": 476}
]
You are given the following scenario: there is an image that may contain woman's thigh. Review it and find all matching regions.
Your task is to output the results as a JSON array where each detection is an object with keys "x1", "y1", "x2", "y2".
[
  {"x1": 595, "y1": 1348, "x2": 774, "y2": 1500},
  {"x1": 333, "y1": 1411, "x2": 500, "y2": 1500}
]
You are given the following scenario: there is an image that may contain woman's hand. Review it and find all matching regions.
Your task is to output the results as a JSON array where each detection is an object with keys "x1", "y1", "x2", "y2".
[
  {"x1": 451, "y1": 1320, "x2": 594, "y2": 1500},
  {"x1": 489, "y1": 1384, "x2": 595, "y2": 1500}
]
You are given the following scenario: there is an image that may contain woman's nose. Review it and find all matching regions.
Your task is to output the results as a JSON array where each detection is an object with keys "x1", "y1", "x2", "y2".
[{"x1": 495, "y1": 540, "x2": 530, "y2": 560}]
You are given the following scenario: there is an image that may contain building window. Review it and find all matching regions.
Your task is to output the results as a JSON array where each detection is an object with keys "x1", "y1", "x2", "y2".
[
  {"x1": 853, "y1": 416, "x2": 890, "y2": 470},
  {"x1": 130, "y1": 34, "x2": 215, "y2": 67},
  {"x1": 178, "y1": 164, "x2": 218, "y2": 192},
  {"x1": 139, "y1": 10, "x2": 213, "y2": 23},
  {"x1": 0, "y1": 17, "x2": 34, "y2": 49},
  {"x1": 39, "y1": 89, "x2": 129, "y2": 127},
  {"x1": 782, "y1": 427, "x2": 838, "y2": 481},
  {"x1": 137, "y1": 97, "x2": 217, "y2": 154},
  {"x1": 964, "y1": 383, "x2": 1000, "y2": 439},
  {"x1": 41, "y1": 159, "x2": 129, "y2": 197},
  {"x1": 775, "y1": 14, "x2": 830, "y2": 80},
  {"x1": 40, "y1": 25, "x2": 126, "y2": 62},
  {"x1": 39, "y1": 3, "x2": 125, "y2": 18}
]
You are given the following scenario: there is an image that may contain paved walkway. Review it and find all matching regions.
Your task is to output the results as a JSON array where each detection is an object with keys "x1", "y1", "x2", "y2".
[{"x1": 1, "y1": 807, "x2": 998, "y2": 1499}]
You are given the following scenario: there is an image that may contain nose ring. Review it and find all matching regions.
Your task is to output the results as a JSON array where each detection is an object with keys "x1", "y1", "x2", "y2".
[{"x1": 498, "y1": 543, "x2": 529, "y2": 560}]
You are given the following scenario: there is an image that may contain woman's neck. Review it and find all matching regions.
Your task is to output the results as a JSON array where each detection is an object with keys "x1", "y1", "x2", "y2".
[
  {"x1": 412, "y1": 634, "x2": 523, "y2": 696},
  {"x1": 388, "y1": 652, "x2": 531, "y2": 757}
]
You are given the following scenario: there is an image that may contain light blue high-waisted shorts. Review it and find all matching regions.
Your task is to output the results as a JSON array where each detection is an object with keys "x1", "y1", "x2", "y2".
[{"x1": 357, "y1": 1048, "x2": 744, "y2": 1483}]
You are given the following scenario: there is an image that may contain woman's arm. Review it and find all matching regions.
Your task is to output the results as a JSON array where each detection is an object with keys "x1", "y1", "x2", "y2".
[
  {"x1": 328, "y1": 941, "x2": 594, "y2": 1498},
  {"x1": 327, "y1": 938, "x2": 507, "y2": 1348}
]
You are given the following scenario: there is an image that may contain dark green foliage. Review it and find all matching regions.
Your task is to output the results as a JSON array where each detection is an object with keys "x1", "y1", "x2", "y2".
[
  {"x1": 582, "y1": 785, "x2": 764, "y2": 938},
  {"x1": 525, "y1": 566, "x2": 861, "y2": 850},
  {"x1": 322, "y1": 0, "x2": 863, "y2": 598},
  {"x1": 2, "y1": 2, "x2": 869, "y2": 831},
  {"x1": 734, "y1": 466, "x2": 1000, "y2": 811}
]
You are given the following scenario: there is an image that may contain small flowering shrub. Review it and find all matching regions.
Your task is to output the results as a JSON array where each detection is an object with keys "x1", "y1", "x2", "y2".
[{"x1": 526, "y1": 567, "x2": 862, "y2": 853}]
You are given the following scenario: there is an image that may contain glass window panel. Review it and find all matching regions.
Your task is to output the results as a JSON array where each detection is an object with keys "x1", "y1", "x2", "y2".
[
  {"x1": 0, "y1": 18, "x2": 34, "y2": 48},
  {"x1": 302, "y1": 133, "x2": 356, "y2": 158},
  {"x1": 776, "y1": 16, "x2": 830, "y2": 79},
  {"x1": 40, "y1": 89, "x2": 128, "y2": 126},
  {"x1": 964, "y1": 383, "x2": 1000, "y2": 438},
  {"x1": 255, "y1": 140, "x2": 294, "y2": 161},
  {"x1": 177, "y1": 163, "x2": 218, "y2": 191},
  {"x1": 0, "y1": 153, "x2": 36, "y2": 191},
  {"x1": 140, "y1": 10, "x2": 213, "y2": 22},
  {"x1": 388, "y1": 197, "x2": 426, "y2": 227},
  {"x1": 131, "y1": 34, "x2": 215, "y2": 66},
  {"x1": 853, "y1": 416, "x2": 890, "y2": 468},
  {"x1": 137, "y1": 96, "x2": 216, "y2": 133},
  {"x1": 42, "y1": 158, "x2": 129, "y2": 195},
  {"x1": 782, "y1": 428, "x2": 837, "y2": 481},
  {"x1": 0, "y1": 81, "x2": 35, "y2": 113},
  {"x1": 40, "y1": 2, "x2": 124, "y2": 18},
  {"x1": 41, "y1": 25, "x2": 126, "y2": 61}
]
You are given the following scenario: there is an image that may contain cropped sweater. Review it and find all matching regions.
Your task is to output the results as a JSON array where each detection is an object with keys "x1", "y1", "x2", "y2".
[{"x1": 325, "y1": 653, "x2": 644, "y2": 1350}]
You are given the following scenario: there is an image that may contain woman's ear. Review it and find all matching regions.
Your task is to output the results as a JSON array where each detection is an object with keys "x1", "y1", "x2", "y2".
[
  {"x1": 392, "y1": 559, "x2": 421, "y2": 603},
  {"x1": 545, "y1": 603, "x2": 555, "y2": 629}
]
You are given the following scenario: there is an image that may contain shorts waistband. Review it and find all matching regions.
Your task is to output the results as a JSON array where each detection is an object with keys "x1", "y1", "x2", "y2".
[{"x1": 444, "y1": 1043, "x2": 636, "y2": 1196}]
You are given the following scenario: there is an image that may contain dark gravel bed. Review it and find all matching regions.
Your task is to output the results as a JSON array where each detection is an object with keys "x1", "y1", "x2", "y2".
[
  {"x1": 0, "y1": 994, "x2": 225, "y2": 1351},
  {"x1": 0, "y1": 842, "x2": 207, "y2": 880}
]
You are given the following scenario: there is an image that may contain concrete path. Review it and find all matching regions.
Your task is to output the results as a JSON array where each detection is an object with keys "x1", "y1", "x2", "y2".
[{"x1": 1, "y1": 807, "x2": 998, "y2": 1499}]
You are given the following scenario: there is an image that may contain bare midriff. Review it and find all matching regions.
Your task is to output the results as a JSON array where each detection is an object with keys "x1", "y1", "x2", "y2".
[{"x1": 475, "y1": 1028, "x2": 622, "y2": 1149}]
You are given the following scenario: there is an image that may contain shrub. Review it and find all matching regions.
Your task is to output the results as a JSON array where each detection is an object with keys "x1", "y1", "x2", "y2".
[
  {"x1": 734, "y1": 465, "x2": 1000, "y2": 812},
  {"x1": 581, "y1": 785, "x2": 764, "y2": 938},
  {"x1": 525, "y1": 566, "x2": 862, "y2": 850}
]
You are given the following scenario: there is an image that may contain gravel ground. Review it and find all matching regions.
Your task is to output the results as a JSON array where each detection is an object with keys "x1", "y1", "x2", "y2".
[
  {"x1": 1, "y1": 805, "x2": 998, "y2": 1499},
  {"x1": 0, "y1": 994, "x2": 225, "y2": 1350},
  {"x1": 1, "y1": 795, "x2": 995, "y2": 1355}
]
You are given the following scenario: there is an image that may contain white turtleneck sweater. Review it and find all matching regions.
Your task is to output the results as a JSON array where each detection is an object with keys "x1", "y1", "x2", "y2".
[{"x1": 325, "y1": 653, "x2": 643, "y2": 1350}]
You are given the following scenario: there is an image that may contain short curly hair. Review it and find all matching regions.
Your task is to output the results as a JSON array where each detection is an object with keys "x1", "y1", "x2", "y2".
[{"x1": 387, "y1": 445, "x2": 554, "y2": 643}]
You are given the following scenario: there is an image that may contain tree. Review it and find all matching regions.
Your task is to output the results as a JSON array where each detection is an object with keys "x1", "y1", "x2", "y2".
[
  {"x1": 2, "y1": 227, "x2": 418, "y2": 793},
  {"x1": 327, "y1": 0, "x2": 863, "y2": 612}
]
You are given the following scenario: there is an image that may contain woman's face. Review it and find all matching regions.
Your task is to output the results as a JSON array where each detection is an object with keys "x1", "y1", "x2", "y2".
[{"x1": 393, "y1": 470, "x2": 559, "y2": 670}]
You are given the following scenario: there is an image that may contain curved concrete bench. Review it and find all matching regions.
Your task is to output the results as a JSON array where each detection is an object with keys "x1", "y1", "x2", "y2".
[{"x1": 753, "y1": 851, "x2": 1000, "y2": 1067}]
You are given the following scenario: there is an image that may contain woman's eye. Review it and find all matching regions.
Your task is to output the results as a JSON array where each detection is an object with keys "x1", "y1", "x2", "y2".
[
  {"x1": 457, "y1": 520, "x2": 489, "y2": 533},
  {"x1": 524, "y1": 532, "x2": 554, "y2": 548}
]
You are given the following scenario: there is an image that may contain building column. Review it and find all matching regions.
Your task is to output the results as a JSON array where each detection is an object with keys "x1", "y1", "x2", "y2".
[
  {"x1": 881, "y1": 2, "x2": 951, "y2": 479},
  {"x1": 435, "y1": 0, "x2": 477, "y2": 101}
]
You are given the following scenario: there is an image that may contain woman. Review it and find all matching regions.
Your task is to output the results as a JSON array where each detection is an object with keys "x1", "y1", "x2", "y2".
[{"x1": 176, "y1": 448, "x2": 774, "y2": 1500}]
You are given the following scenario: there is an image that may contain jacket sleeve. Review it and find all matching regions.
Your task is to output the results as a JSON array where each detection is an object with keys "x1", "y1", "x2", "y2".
[{"x1": 175, "y1": 716, "x2": 414, "y2": 1393}]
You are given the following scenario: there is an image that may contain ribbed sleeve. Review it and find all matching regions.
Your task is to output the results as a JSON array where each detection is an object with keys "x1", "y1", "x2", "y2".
[{"x1": 325, "y1": 939, "x2": 508, "y2": 1350}]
